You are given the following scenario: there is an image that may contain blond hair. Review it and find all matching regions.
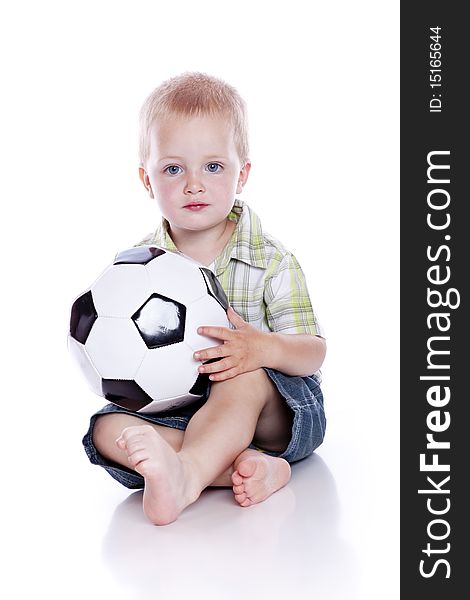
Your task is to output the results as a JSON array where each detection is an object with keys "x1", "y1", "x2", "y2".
[{"x1": 138, "y1": 72, "x2": 249, "y2": 166}]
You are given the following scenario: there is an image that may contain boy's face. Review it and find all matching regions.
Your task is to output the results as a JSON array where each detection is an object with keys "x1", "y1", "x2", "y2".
[{"x1": 140, "y1": 114, "x2": 250, "y2": 236}]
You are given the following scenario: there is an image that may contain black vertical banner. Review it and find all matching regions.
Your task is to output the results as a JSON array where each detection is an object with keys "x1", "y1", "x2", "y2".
[{"x1": 401, "y1": 2, "x2": 468, "y2": 598}]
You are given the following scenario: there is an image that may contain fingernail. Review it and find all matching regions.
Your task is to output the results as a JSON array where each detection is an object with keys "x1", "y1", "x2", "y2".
[{"x1": 194, "y1": 352, "x2": 200, "y2": 359}]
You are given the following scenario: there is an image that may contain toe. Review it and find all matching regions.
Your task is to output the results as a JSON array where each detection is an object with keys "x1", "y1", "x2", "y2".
[
  {"x1": 231, "y1": 471, "x2": 243, "y2": 486},
  {"x1": 239, "y1": 498, "x2": 252, "y2": 507},
  {"x1": 234, "y1": 491, "x2": 247, "y2": 504},
  {"x1": 237, "y1": 457, "x2": 258, "y2": 478},
  {"x1": 240, "y1": 480, "x2": 262, "y2": 502},
  {"x1": 232, "y1": 483, "x2": 244, "y2": 494}
]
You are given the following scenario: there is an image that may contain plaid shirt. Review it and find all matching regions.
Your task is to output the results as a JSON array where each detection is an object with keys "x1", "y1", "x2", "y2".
[{"x1": 138, "y1": 200, "x2": 323, "y2": 337}]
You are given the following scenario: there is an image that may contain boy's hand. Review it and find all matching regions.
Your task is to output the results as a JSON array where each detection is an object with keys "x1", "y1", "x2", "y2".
[{"x1": 194, "y1": 307, "x2": 268, "y2": 381}]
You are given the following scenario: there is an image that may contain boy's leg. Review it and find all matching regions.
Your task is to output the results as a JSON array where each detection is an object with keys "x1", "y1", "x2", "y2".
[
  {"x1": 117, "y1": 368, "x2": 292, "y2": 525},
  {"x1": 92, "y1": 413, "x2": 234, "y2": 486},
  {"x1": 176, "y1": 369, "x2": 291, "y2": 486}
]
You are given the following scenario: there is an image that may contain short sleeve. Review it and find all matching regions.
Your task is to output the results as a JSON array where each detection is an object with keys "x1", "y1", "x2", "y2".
[{"x1": 264, "y1": 253, "x2": 323, "y2": 336}]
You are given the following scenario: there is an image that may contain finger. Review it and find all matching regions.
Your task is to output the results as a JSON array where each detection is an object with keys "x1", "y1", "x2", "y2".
[
  {"x1": 199, "y1": 357, "x2": 232, "y2": 374},
  {"x1": 197, "y1": 325, "x2": 233, "y2": 341},
  {"x1": 207, "y1": 366, "x2": 240, "y2": 382},
  {"x1": 194, "y1": 343, "x2": 227, "y2": 362},
  {"x1": 227, "y1": 306, "x2": 246, "y2": 328}
]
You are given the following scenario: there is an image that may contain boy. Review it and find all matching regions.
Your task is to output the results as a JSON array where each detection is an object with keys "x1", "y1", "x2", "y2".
[{"x1": 83, "y1": 72, "x2": 326, "y2": 526}]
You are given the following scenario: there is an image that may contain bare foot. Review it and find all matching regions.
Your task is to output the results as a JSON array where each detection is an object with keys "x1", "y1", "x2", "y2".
[
  {"x1": 116, "y1": 425, "x2": 200, "y2": 525},
  {"x1": 231, "y1": 449, "x2": 291, "y2": 507}
]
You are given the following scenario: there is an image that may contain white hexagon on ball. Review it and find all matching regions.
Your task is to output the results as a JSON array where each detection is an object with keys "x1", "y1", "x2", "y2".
[
  {"x1": 135, "y1": 342, "x2": 200, "y2": 407},
  {"x1": 184, "y1": 295, "x2": 231, "y2": 353},
  {"x1": 86, "y1": 317, "x2": 147, "y2": 379},
  {"x1": 145, "y1": 252, "x2": 208, "y2": 306},
  {"x1": 67, "y1": 335, "x2": 103, "y2": 397},
  {"x1": 92, "y1": 264, "x2": 152, "y2": 318}
]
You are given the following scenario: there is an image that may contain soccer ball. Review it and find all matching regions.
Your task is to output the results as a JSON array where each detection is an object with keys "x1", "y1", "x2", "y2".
[{"x1": 68, "y1": 246, "x2": 230, "y2": 413}]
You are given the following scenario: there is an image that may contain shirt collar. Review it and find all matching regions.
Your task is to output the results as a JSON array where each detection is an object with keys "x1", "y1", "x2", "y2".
[
  {"x1": 154, "y1": 220, "x2": 178, "y2": 252},
  {"x1": 215, "y1": 199, "x2": 268, "y2": 273}
]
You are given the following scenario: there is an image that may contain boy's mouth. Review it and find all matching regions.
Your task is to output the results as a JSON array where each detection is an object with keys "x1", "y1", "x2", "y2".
[{"x1": 183, "y1": 202, "x2": 209, "y2": 210}]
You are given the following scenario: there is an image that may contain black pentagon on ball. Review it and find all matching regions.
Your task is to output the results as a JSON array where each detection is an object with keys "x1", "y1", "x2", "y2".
[
  {"x1": 189, "y1": 373, "x2": 210, "y2": 397},
  {"x1": 199, "y1": 268, "x2": 229, "y2": 310},
  {"x1": 132, "y1": 293, "x2": 186, "y2": 349},
  {"x1": 102, "y1": 379, "x2": 154, "y2": 412},
  {"x1": 114, "y1": 245, "x2": 166, "y2": 265},
  {"x1": 70, "y1": 290, "x2": 98, "y2": 344},
  {"x1": 189, "y1": 358, "x2": 221, "y2": 396}
]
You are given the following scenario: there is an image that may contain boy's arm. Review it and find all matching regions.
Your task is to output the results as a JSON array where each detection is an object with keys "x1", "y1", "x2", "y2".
[
  {"x1": 195, "y1": 307, "x2": 326, "y2": 381},
  {"x1": 265, "y1": 330, "x2": 326, "y2": 377}
]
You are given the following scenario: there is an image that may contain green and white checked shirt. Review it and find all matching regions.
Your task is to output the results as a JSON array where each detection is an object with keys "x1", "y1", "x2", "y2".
[{"x1": 138, "y1": 200, "x2": 323, "y2": 338}]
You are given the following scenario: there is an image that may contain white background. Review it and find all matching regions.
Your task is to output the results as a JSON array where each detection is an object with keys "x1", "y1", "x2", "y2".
[{"x1": 1, "y1": 1, "x2": 399, "y2": 598}]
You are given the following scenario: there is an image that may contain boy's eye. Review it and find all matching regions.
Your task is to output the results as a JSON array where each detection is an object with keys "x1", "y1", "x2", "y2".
[
  {"x1": 165, "y1": 165, "x2": 182, "y2": 175},
  {"x1": 206, "y1": 163, "x2": 222, "y2": 173}
]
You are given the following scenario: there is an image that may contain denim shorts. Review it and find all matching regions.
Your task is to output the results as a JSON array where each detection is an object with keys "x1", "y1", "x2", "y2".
[{"x1": 82, "y1": 368, "x2": 326, "y2": 490}]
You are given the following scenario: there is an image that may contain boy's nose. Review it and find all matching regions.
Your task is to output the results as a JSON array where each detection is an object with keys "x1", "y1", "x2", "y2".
[{"x1": 184, "y1": 173, "x2": 205, "y2": 194}]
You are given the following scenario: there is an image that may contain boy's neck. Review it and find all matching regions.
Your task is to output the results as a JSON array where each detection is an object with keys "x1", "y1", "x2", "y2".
[{"x1": 169, "y1": 218, "x2": 236, "y2": 267}]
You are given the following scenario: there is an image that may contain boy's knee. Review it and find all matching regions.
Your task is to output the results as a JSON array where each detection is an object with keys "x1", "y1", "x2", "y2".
[
  {"x1": 209, "y1": 369, "x2": 276, "y2": 406},
  {"x1": 211, "y1": 368, "x2": 264, "y2": 391},
  {"x1": 92, "y1": 415, "x2": 108, "y2": 449},
  {"x1": 92, "y1": 414, "x2": 123, "y2": 449}
]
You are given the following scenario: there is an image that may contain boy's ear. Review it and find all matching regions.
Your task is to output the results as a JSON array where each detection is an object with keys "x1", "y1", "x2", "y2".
[
  {"x1": 236, "y1": 161, "x2": 251, "y2": 194},
  {"x1": 139, "y1": 167, "x2": 154, "y2": 198}
]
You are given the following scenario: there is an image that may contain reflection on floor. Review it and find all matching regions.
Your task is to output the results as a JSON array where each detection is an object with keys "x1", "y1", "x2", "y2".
[{"x1": 101, "y1": 453, "x2": 358, "y2": 600}]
